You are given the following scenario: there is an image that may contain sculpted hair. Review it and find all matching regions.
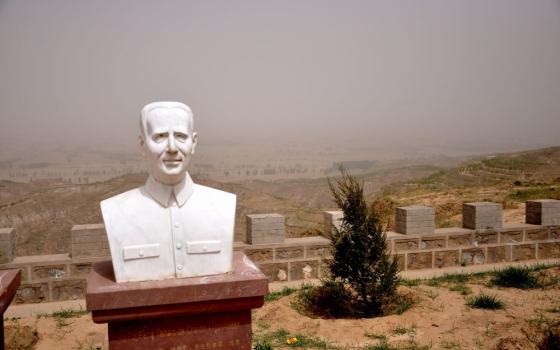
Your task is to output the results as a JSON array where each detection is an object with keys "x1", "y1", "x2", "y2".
[{"x1": 139, "y1": 101, "x2": 194, "y2": 137}]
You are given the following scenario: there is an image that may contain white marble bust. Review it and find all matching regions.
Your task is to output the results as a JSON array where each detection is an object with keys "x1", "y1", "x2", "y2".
[{"x1": 100, "y1": 102, "x2": 236, "y2": 283}]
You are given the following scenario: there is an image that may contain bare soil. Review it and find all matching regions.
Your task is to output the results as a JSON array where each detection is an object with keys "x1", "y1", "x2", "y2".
[{"x1": 5, "y1": 268, "x2": 559, "y2": 350}]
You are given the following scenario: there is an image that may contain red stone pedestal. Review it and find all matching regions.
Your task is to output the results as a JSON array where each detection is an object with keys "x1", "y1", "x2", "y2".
[
  {"x1": 86, "y1": 252, "x2": 268, "y2": 350},
  {"x1": 0, "y1": 269, "x2": 21, "y2": 350}
]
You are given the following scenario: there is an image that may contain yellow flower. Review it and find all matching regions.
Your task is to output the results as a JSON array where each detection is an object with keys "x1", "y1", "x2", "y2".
[{"x1": 286, "y1": 337, "x2": 298, "y2": 344}]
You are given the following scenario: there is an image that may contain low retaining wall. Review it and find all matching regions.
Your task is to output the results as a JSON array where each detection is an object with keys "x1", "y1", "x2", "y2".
[
  {"x1": 236, "y1": 236, "x2": 331, "y2": 283},
  {"x1": 1, "y1": 227, "x2": 331, "y2": 304},
  {"x1": 1, "y1": 199, "x2": 559, "y2": 304},
  {"x1": 388, "y1": 224, "x2": 560, "y2": 271}
]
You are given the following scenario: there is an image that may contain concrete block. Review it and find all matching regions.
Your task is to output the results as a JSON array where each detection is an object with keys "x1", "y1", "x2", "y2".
[
  {"x1": 289, "y1": 260, "x2": 319, "y2": 281},
  {"x1": 434, "y1": 250, "x2": 460, "y2": 268},
  {"x1": 244, "y1": 248, "x2": 274, "y2": 263},
  {"x1": 31, "y1": 264, "x2": 67, "y2": 280},
  {"x1": 258, "y1": 262, "x2": 289, "y2": 282},
  {"x1": 246, "y1": 214, "x2": 286, "y2": 244},
  {"x1": 463, "y1": 202, "x2": 503, "y2": 229},
  {"x1": 474, "y1": 231, "x2": 498, "y2": 245},
  {"x1": 461, "y1": 248, "x2": 486, "y2": 265},
  {"x1": 486, "y1": 246, "x2": 510, "y2": 263},
  {"x1": 538, "y1": 242, "x2": 560, "y2": 259},
  {"x1": 447, "y1": 233, "x2": 474, "y2": 247},
  {"x1": 15, "y1": 282, "x2": 49, "y2": 304},
  {"x1": 395, "y1": 206, "x2": 435, "y2": 234},
  {"x1": 394, "y1": 254, "x2": 406, "y2": 271},
  {"x1": 394, "y1": 238, "x2": 420, "y2": 251},
  {"x1": 306, "y1": 245, "x2": 331, "y2": 258},
  {"x1": 525, "y1": 229, "x2": 549, "y2": 241},
  {"x1": 69, "y1": 262, "x2": 93, "y2": 277},
  {"x1": 0, "y1": 227, "x2": 16, "y2": 263},
  {"x1": 512, "y1": 244, "x2": 536, "y2": 261},
  {"x1": 323, "y1": 210, "x2": 343, "y2": 232},
  {"x1": 420, "y1": 236, "x2": 446, "y2": 249},
  {"x1": 407, "y1": 252, "x2": 433, "y2": 270},
  {"x1": 71, "y1": 224, "x2": 109, "y2": 258},
  {"x1": 526, "y1": 199, "x2": 560, "y2": 226},
  {"x1": 274, "y1": 247, "x2": 304, "y2": 260},
  {"x1": 499, "y1": 230, "x2": 523, "y2": 243},
  {"x1": 51, "y1": 279, "x2": 86, "y2": 301}
]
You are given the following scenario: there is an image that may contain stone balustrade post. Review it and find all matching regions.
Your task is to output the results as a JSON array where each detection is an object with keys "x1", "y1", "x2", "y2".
[
  {"x1": 395, "y1": 206, "x2": 435, "y2": 235},
  {"x1": 0, "y1": 228, "x2": 16, "y2": 264},
  {"x1": 463, "y1": 202, "x2": 503, "y2": 230},
  {"x1": 246, "y1": 214, "x2": 286, "y2": 244}
]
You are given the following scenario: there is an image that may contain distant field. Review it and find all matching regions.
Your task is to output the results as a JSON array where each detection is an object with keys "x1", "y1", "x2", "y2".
[
  {"x1": 381, "y1": 146, "x2": 560, "y2": 227},
  {"x1": 0, "y1": 146, "x2": 558, "y2": 256}
]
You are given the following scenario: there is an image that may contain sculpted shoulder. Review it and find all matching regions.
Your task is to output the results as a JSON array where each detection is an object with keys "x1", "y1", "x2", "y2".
[
  {"x1": 100, "y1": 187, "x2": 145, "y2": 213},
  {"x1": 192, "y1": 184, "x2": 236, "y2": 205}
]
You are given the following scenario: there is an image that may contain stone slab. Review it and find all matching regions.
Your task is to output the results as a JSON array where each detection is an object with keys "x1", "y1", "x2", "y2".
[
  {"x1": 0, "y1": 269, "x2": 20, "y2": 313},
  {"x1": 323, "y1": 210, "x2": 343, "y2": 232},
  {"x1": 108, "y1": 310, "x2": 252, "y2": 350},
  {"x1": 87, "y1": 252, "x2": 267, "y2": 311},
  {"x1": 463, "y1": 202, "x2": 503, "y2": 229},
  {"x1": 246, "y1": 214, "x2": 286, "y2": 244},
  {"x1": 0, "y1": 269, "x2": 21, "y2": 347},
  {"x1": 396, "y1": 205, "x2": 435, "y2": 217},
  {"x1": 87, "y1": 252, "x2": 267, "y2": 349},
  {"x1": 526, "y1": 199, "x2": 560, "y2": 226},
  {"x1": 395, "y1": 206, "x2": 435, "y2": 235}
]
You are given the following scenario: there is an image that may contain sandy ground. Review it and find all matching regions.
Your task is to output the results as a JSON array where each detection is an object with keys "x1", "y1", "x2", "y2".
[
  {"x1": 4, "y1": 265, "x2": 559, "y2": 349},
  {"x1": 254, "y1": 283, "x2": 559, "y2": 349},
  {"x1": 5, "y1": 314, "x2": 107, "y2": 350}
]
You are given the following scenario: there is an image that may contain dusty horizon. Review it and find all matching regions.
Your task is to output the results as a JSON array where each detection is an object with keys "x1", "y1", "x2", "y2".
[{"x1": 1, "y1": 0, "x2": 559, "y2": 158}]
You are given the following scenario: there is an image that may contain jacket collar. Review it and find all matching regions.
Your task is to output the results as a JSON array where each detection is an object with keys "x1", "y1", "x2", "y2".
[{"x1": 144, "y1": 173, "x2": 194, "y2": 208}]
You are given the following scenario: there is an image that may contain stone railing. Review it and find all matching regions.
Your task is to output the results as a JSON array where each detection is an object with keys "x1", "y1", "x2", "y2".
[
  {"x1": 325, "y1": 200, "x2": 560, "y2": 271},
  {"x1": 0, "y1": 199, "x2": 558, "y2": 304}
]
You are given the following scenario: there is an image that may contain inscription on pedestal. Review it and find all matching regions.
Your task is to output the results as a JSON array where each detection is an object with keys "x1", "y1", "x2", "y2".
[
  {"x1": 109, "y1": 311, "x2": 251, "y2": 350},
  {"x1": 87, "y1": 252, "x2": 267, "y2": 350}
]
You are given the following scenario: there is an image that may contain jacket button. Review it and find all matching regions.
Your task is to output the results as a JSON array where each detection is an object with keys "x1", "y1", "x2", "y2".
[{"x1": 177, "y1": 264, "x2": 183, "y2": 270}]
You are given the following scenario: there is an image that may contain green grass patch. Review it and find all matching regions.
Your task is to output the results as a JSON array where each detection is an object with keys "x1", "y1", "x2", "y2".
[
  {"x1": 481, "y1": 155, "x2": 545, "y2": 171},
  {"x1": 366, "y1": 341, "x2": 431, "y2": 350},
  {"x1": 506, "y1": 186, "x2": 559, "y2": 202},
  {"x1": 265, "y1": 286, "x2": 299, "y2": 302},
  {"x1": 399, "y1": 278, "x2": 420, "y2": 287},
  {"x1": 36, "y1": 307, "x2": 88, "y2": 328},
  {"x1": 394, "y1": 296, "x2": 415, "y2": 315},
  {"x1": 393, "y1": 323, "x2": 416, "y2": 336},
  {"x1": 364, "y1": 332, "x2": 387, "y2": 341},
  {"x1": 466, "y1": 293, "x2": 505, "y2": 310},
  {"x1": 490, "y1": 266, "x2": 540, "y2": 289},
  {"x1": 448, "y1": 283, "x2": 471, "y2": 295},
  {"x1": 253, "y1": 328, "x2": 339, "y2": 349}
]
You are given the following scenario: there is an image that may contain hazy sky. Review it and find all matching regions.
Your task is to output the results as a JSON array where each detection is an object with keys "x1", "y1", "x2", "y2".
[{"x1": 1, "y1": 0, "x2": 559, "y2": 155}]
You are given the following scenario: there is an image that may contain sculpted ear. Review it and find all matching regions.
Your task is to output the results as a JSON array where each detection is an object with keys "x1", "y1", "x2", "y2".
[
  {"x1": 139, "y1": 135, "x2": 146, "y2": 157},
  {"x1": 191, "y1": 132, "x2": 198, "y2": 154}
]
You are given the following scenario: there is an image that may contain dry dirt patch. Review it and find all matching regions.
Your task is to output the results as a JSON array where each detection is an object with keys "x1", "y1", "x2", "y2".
[{"x1": 3, "y1": 269, "x2": 559, "y2": 350}]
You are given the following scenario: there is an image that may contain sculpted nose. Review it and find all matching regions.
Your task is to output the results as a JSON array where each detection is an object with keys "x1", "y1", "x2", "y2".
[{"x1": 167, "y1": 135, "x2": 178, "y2": 153}]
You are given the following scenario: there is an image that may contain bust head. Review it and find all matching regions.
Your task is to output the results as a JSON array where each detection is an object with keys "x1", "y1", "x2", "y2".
[{"x1": 139, "y1": 102, "x2": 198, "y2": 185}]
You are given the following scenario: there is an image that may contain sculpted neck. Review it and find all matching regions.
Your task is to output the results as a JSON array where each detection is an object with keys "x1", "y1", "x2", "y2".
[
  {"x1": 145, "y1": 173, "x2": 194, "y2": 208},
  {"x1": 150, "y1": 172, "x2": 188, "y2": 186}
]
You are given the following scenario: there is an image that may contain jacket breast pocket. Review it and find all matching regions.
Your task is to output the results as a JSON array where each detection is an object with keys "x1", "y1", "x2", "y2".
[
  {"x1": 123, "y1": 243, "x2": 160, "y2": 261},
  {"x1": 186, "y1": 240, "x2": 221, "y2": 254}
]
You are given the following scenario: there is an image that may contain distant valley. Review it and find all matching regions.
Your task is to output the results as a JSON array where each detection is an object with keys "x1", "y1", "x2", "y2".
[{"x1": 0, "y1": 146, "x2": 558, "y2": 256}]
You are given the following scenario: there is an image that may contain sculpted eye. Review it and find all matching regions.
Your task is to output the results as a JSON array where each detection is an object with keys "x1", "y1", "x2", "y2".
[
  {"x1": 153, "y1": 133, "x2": 167, "y2": 142},
  {"x1": 175, "y1": 132, "x2": 188, "y2": 141}
]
